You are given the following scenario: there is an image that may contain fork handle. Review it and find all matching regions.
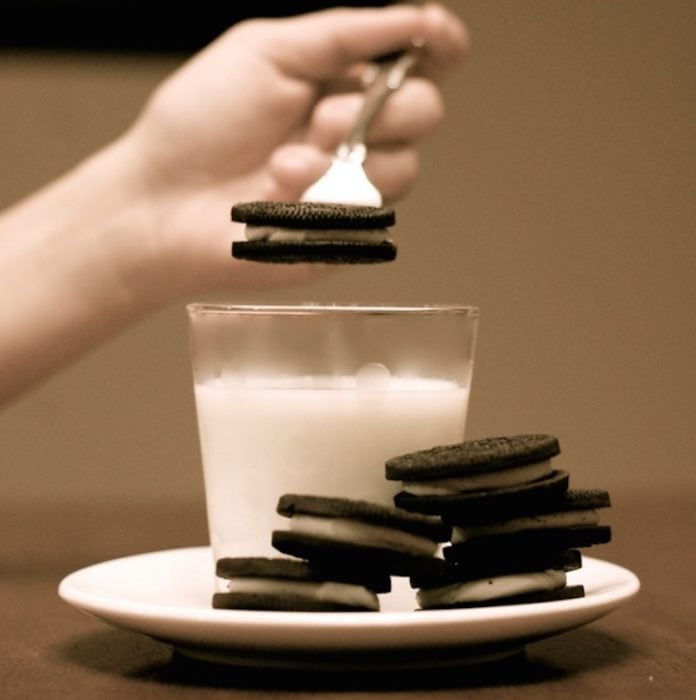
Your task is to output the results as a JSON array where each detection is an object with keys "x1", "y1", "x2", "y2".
[{"x1": 341, "y1": 43, "x2": 422, "y2": 156}]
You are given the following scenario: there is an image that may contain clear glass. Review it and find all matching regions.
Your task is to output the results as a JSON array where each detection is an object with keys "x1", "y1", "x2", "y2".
[{"x1": 187, "y1": 303, "x2": 479, "y2": 564}]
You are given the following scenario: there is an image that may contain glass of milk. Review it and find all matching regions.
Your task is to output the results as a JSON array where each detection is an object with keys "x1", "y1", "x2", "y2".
[{"x1": 187, "y1": 303, "x2": 479, "y2": 565}]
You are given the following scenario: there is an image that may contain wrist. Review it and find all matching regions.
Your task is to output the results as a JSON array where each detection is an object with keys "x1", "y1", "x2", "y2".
[{"x1": 71, "y1": 134, "x2": 174, "y2": 310}]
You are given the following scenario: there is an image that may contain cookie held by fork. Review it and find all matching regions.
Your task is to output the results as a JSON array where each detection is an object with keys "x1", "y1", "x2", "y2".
[{"x1": 231, "y1": 200, "x2": 397, "y2": 264}]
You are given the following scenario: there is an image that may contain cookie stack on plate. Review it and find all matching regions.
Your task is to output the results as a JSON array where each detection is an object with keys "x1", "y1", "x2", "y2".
[
  {"x1": 385, "y1": 434, "x2": 612, "y2": 609},
  {"x1": 213, "y1": 494, "x2": 451, "y2": 612}
]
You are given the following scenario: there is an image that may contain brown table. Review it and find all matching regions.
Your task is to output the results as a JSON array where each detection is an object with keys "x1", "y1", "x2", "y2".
[{"x1": 3, "y1": 487, "x2": 694, "y2": 698}]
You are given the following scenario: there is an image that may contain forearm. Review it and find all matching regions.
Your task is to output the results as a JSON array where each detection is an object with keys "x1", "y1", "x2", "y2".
[{"x1": 0, "y1": 136, "x2": 163, "y2": 404}]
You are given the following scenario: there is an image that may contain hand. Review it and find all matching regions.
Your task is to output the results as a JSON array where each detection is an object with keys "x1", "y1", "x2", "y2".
[{"x1": 125, "y1": 2, "x2": 469, "y2": 294}]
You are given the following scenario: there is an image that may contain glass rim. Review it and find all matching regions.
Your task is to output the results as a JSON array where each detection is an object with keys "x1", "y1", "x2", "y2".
[{"x1": 186, "y1": 302, "x2": 479, "y2": 317}]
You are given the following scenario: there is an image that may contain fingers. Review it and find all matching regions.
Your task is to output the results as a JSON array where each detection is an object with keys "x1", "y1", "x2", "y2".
[
  {"x1": 416, "y1": 3, "x2": 471, "y2": 80},
  {"x1": 306, "y1": 78, "x2": 444, "y2": 152},
  {"x1": 268, "y1": 143, "x2": 418, "y2": 204},
  {"x1": 256, "y1": 2, "x2": 468, "y2": 82},
  {"x1": 363, "y1": 146, "x2": 419, "y2": 203},
  {"x1": 267, "y1": 144, "x2": 332, "y2": 200}
]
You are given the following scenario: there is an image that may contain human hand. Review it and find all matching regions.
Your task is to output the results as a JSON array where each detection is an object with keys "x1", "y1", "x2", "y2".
[{"x1": 124, "y1": 3, "x2": 469, "y2": 294}]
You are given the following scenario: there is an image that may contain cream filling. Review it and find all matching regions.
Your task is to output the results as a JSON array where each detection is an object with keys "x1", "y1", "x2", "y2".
[
  {"x1": 225, "y1": 578, "x2": 379, "y2": 610},
  {"x1": 289, "y1": 515, "x2": 439, "y2": 557},
  {"x1": 452, "y1": 509, "x2": 600, "y2": 542},
  {"x1": 245, "y1": 225, "x2": 391, "y2": 243},
  {"x1": 300, "y1": 156, "x2": 383, "y2": 207},
  {"x1": 402, "y1": 460, "x2": 552, "y2": 496},
  {"x1": 416, "y1": 570, "x2": 567, "y2": 608}
]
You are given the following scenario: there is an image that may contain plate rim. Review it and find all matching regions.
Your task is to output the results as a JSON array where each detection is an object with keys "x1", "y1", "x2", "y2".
[{"x1": 58, "y1": 545, "x2": 640, "y2": 654}]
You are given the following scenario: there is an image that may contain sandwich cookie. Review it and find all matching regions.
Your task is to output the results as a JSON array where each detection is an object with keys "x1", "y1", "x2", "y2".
[
  {"x1": 443, "y1": 524, "x2": 612, "y2": 564},
  {"x1": 212, "y1": 556, "x2": 391, "y2": 612},
  {"x1": 416, "y1": 578, "x2": 586, "y2": 609},
  {"x1": 231, "y1": 201, "x2": 397, "y2": 264},
  {"x1": 387, "y1": 434, "x2": 568, "y2": 517},
  {"x1": 445, "y1": 488, "x2": 611, "y2": 533},
  {"x1": 411, "y1": 549, "x2": 585, "y2": 610},
  {"x1": 271, "y1": 494, "x2": 451, "y2": 577}
]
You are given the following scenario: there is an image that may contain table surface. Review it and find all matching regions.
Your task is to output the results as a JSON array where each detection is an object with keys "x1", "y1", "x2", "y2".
[{"x1": 3, "y1": 486, "x2": 694, "y2": 699}]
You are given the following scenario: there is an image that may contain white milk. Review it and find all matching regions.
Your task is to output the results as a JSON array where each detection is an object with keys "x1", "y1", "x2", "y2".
[{"x1": 194, "y1": 373, "x2": 469, "y2": 560}]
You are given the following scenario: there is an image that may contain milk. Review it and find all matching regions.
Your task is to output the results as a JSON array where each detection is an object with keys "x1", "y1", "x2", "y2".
[{"x1": 194, "y1": 373, "x2": 469, "y2": 560}]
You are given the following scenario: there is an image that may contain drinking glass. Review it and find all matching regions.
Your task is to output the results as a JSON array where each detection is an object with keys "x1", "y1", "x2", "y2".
[{"x1": 187, "y1": 303, "x2": 479, "y2": 564}]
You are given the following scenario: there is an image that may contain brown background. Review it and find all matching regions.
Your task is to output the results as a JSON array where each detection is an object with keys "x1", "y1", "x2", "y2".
[{"x1": 1, "y1": 0, "x2": 694, "y2": 513}]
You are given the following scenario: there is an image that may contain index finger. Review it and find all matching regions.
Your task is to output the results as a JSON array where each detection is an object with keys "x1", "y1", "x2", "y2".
[{"x1": 258, "y1": 3, "x2": 469, "y2": 82}]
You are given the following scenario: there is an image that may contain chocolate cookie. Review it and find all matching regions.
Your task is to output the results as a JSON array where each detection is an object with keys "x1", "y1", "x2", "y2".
[
  {"x1": 213, "y1": 556, "x2": 390, "y2": 612},
  {"x1": 231, "y1": 201, "x2": 397, "y2": 264},
  {"x1": 272, "y1": 494, "x2": 450, "y2": 577}
]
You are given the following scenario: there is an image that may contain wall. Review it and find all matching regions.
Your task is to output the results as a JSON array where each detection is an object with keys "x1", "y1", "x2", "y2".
[{"x1": 1, "y1": 1, "x2": 694, "y2": 508}]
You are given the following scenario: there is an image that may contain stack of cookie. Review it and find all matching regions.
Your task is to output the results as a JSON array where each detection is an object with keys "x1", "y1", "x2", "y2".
[
  {"x1": 385, "y1": 434, "x2": 612, "y2": 609},
  {"x1": 213, "y1": 433, "x2": 612, "y2": 612},
  {"x1": 213, "y1": 493, "x2": 451, "y2": 612}
]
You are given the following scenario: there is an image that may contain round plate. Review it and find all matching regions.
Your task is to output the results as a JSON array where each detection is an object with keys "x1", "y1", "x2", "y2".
[{"x1": 58, "y1": 546, "x2": 639, "y2": 671}]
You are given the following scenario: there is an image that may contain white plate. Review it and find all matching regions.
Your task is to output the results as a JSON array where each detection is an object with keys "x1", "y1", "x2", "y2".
[{"x1": 58, "y1": 546, "x2": 639, "y2": 671}]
